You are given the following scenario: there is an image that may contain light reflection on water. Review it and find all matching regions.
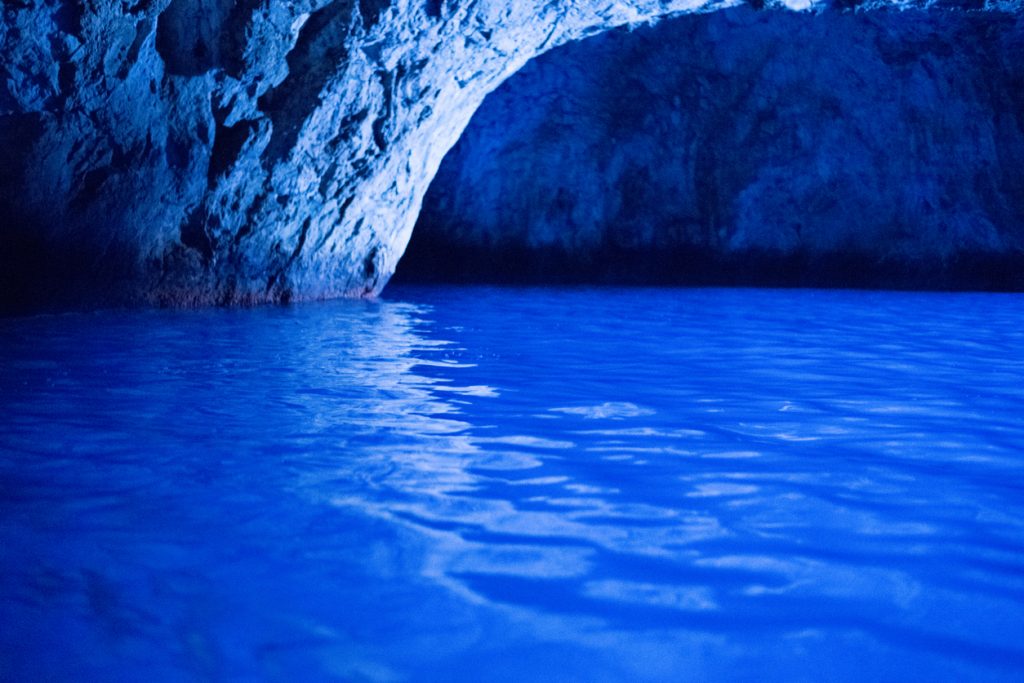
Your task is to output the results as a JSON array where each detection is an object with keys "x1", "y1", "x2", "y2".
[{"x1": 2, "y1": 285, "x2": 1024, "y2": 680}]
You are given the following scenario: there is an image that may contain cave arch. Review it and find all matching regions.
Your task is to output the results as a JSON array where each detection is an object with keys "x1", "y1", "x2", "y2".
[
  {"x1": 0, "y1": 0, "x2": 814, "y2": 310},
  {"x1": 5, "y1": 0, "x2": 1012, "y2": 309},
  {"x1": 218, "y1": 0, "x2": 749, "y2": 305}
]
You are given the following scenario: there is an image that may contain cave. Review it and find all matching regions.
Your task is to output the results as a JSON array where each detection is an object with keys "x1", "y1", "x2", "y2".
[
  {"x1": 4, "y1": 3, "x2": 1024, "y2": 679},
  {"x1": 2, "y1": 1, "x2": 1023, "y2": 314},
  {"x1": 3, "y1": 0, "x2": 750, "y2": 313}
]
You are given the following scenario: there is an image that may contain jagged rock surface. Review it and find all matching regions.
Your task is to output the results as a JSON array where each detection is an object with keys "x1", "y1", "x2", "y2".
[
  {"x1": 402, "y1": 7, "x2": 1024, "y2": 289},
  {"x1": 1, "y1": 2, "x2": 1021, "y2": 310},
  {"x1": 1, "y1": 0, "x2": 741, "y2": 311}
]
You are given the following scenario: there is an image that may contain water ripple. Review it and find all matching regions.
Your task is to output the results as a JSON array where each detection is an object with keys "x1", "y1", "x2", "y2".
[{"x1": 2, "y1": 287, "x2": 1024, "y2": 679}]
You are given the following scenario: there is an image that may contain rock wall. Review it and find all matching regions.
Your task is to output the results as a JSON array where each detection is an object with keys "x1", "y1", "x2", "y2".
[
  {"x1": 402, "y1": 7, "x2": 1024, "y2": 289},
  {"x1": 1, "y1": 0, "x2": 748, "y2": 312},
  {"x1": 1, "y1": 2, "x2": 1020, "y2": 311}
]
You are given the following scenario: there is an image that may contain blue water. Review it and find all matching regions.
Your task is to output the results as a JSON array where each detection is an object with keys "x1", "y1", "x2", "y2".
[{"x1": 2, "y1": 285, "x2": 1024, "y2": 681}]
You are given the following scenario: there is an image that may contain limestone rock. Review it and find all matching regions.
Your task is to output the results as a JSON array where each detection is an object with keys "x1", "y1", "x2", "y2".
[
  {"x1": 0, "y1": 0, "x2": 740, "y2": 311},
  {"x1": 1, "y1": 1, "x2": 1020, "y2": 310}
]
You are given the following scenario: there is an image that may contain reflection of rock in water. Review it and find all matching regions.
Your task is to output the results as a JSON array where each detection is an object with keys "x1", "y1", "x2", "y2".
[{"x1": 404, "y1": 8, "x2": 1024, "y2": 290}]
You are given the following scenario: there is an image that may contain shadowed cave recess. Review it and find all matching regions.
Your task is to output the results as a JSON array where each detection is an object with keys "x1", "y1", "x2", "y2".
[
  {"x1": 1, "y1": 1, "x2": 1023, "y2": 312},
  {"x1": 400, "y1": 6, "x2": 1024, "y2": 289}
]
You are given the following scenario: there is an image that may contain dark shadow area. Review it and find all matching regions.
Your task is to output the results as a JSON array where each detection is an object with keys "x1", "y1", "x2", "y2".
[
  {"x1": 394, "y1": 241, "x2": 1024, "y2": 292},
  {"x1": 0, "y1": 223, "x2": 145, "y2": 316}
]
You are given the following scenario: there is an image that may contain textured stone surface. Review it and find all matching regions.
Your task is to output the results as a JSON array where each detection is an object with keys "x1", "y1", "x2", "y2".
[
  {"x1": 402, "y1": 7, "x2": 1024, "y2": 289},
  {"x1": 1, "y1": 2, "x2": 1021, "y2": 311},
  {"x1": 0, "y1": 0, "x2": 742, "y2": 311}
]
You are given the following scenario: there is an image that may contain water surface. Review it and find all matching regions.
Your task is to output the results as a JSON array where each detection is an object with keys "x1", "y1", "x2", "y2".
[{"x1": 2, "y1": 286, "x2": 1024, "y2": 680}]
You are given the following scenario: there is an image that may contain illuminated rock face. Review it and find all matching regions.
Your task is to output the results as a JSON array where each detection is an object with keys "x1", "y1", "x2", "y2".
[
  {"x1": 405, "y1": 7, "x2": 1024, "y2": 289},
  {"x1": 1, "y1": 0, "x2": 741, "y2": 310},
  {"x1": 1, "y1": 2, "x2": 1021, "y2": 310}
]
